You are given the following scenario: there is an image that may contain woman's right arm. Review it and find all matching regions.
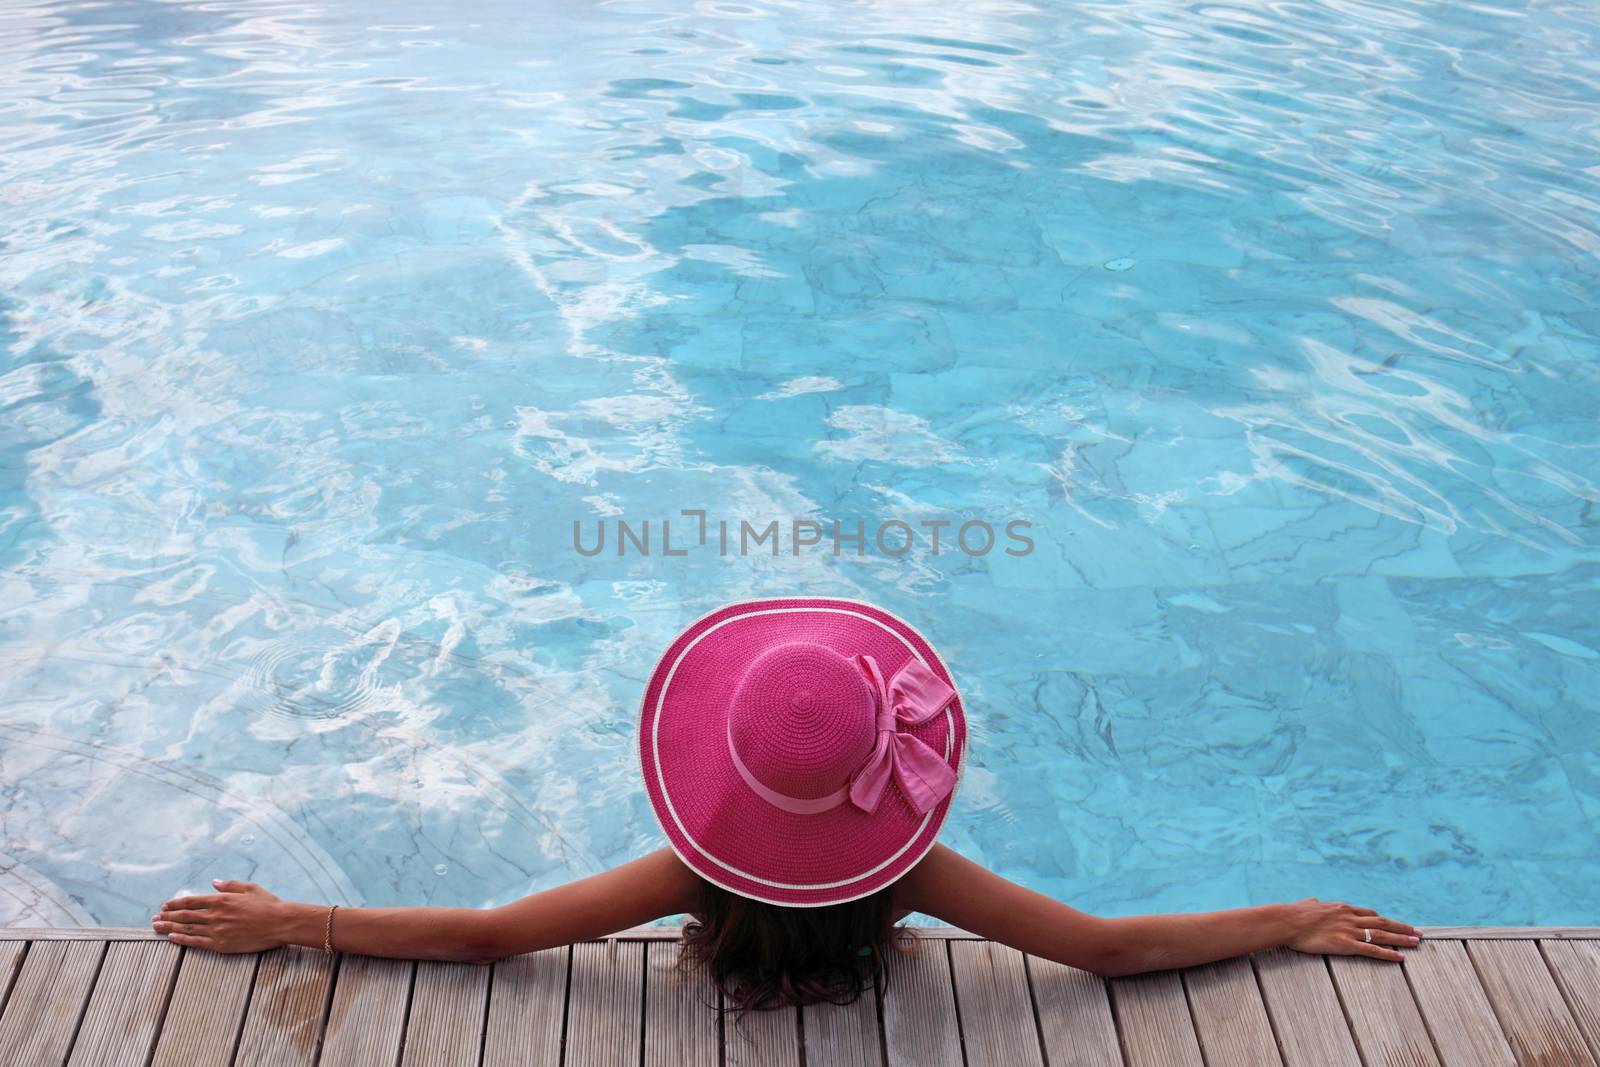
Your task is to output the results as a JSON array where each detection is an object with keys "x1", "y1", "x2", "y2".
[
  {"x1": 154, "y1": 848, "x2": 704, "y2": 962},
  {"x1": 895, "y1": 844, "x2": 1421, "y2": 977}
]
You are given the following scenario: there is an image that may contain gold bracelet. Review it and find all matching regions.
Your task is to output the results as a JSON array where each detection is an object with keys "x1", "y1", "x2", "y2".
[{"x1": 323, "y1": 904, "x2": 339, "y2": 956}]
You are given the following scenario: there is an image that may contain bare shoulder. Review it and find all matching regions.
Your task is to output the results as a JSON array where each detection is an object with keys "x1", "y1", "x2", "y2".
[
  {"x1": 890, "y1": 843, "x2": 1110, "y2": 972},
  {"x1": 636, "y1": 847, "x2": 705, "y2": 915},
  {"x1": 892, "y1": 841, "x2": 963, "y2": 915}
]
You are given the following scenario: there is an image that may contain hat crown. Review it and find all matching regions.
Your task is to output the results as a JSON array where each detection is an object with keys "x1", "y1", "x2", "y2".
[{"x1": 727, "y1": 641, "x2": 877, "y2": 801}]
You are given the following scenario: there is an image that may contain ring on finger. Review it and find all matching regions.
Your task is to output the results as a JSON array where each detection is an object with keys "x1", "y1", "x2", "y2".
[{"x1": 1362, "y1": 928, "x2": 1373, "y2": 943}]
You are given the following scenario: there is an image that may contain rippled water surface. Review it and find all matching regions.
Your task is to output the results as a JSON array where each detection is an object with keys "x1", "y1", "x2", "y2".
[{"x1": 2, "y1": 0, "x2": 1598, "y2": 927}]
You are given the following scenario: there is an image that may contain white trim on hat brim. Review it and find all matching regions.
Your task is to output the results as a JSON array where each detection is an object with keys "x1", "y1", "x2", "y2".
[{"x1": 637, "y1": 596, "x2": 967, "y2": 908}]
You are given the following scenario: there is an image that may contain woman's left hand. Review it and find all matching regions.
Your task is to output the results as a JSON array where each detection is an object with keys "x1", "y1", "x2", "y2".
[
  {"x1": 152, "y1": 880, "x2": 287, "y2": 954},
  {"x1": 1282, "y1": 897, "x2": 1422, "y2": 962}
]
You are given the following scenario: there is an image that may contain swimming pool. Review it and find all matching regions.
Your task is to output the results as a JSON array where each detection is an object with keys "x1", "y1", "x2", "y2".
[{"x1": 2, "y1": 0, "x2": 1596, "y2": 929}]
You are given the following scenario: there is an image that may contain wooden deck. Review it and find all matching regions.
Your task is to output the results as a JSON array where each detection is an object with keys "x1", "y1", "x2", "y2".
[{"x1": 1, "y1": 927, "x2": 1597, "y2": 1066}]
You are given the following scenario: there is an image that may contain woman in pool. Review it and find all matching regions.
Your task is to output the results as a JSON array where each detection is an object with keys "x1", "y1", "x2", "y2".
[{"x1": 151, "y1": 597, "x2": 1421, "y2": 1013}]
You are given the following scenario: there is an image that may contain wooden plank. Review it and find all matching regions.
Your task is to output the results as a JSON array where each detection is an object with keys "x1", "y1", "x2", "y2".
[
  {"x1": 949, "y1": 939, "x2": 1044, "y2": 1067},
  {"x1": 68, "y1": 939, "x2": 182, "y2": 1066},
  {"x1": 724, "y1": 999, "x2": 799, "y2": 1067},
  {"x1": 1253, "y1": 948, "x2": 1362, "y2": 1067},
  {"x1": 0, "y1": 939, "x2": 105, "y2": 1064},
  {"x1": 233, "y1": 945, "x2": 336, "y2": 1067},
  {"x1": 11, "y1": 931, "x2": 1600, "y2": 1067},
  {"x1": 1468, "y1": 939, "x2": 1598, "y2": 1067},
  {"x1": 1, "y1": 928, "x2": 168, "y2": 940},
  {"x1": 1028, "y1": 955, "x2": 1122, "y2": 1067},
  {"x1": 566, "y1": 939, "x2": 643, "y2": 1067},
  {"x1": 1328, "y1": 955, "x2": 1440, "y2": 1067},
  {"x1": 1419, "y1": 929, "x2": 1600, "y2": 941},
  {"x1": 1109, "y1": 970, "x2": 1205, "y2": 1067},
  {"x1": 1544, "y1": 939, "x2": 1600, "y2": 1063},
  {"x1": 0, "y1": 940, "x2": 26, "y2": 1014},
  {"x1": 5, "y1": 925, "x2": 1600, "y2": 942},
  {"x1": 881, "y1": 936, "x2": 961, "y2": 1066},
  {"x1": 400, "y1": 961, "x2": 490, "y2": 1067},
  {"x1": 607, "y1": 926, "x2": 696, "y2": 941},
  {"x1": 1404, "y1": 940, "x2": 1517, "y2": 1067},
  {"x1": 151, "y1": 949, "x2": 259, "y2": 1067},
  {"x1": 801, "y1": 985, "x2": 881, "y2": 1067},
  {"x1": 482, "y1": 947, "x2": 568, "y2": 1067},
  {"x1": 320, "y1": 954, "x2": 415, "y2": 1067},
  {"x1": 643, "y1": 940, "x2": 719, "y2": 1065},
  {"x1": 897, "y1": 926, "x2": 984, "y2": 940},
  {"x1": 1182, "y1": 955, "x2": 1283, "y2": 1066}
]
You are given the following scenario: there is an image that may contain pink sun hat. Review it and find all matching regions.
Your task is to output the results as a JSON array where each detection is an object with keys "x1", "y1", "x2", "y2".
[{"x1": 638, "y1": 596, "x2": 968, "y2": 907}]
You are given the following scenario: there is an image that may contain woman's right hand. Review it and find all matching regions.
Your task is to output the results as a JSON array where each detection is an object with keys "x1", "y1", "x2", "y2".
[
  {"x1": 1283, "y1": 897, "x2": 1422, "y2": 961},
  {"x1": 152, "y1": 879, "x2": 290, "y2": 954}
]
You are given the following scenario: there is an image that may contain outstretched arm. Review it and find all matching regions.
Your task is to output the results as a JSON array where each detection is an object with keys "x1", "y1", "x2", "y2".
[
  {"x1": 894, "y1": 844, "x2": 1422, "y2": 978},
  {"x1": 153, "y1": 848, "x2": 703, "y2": 963}
]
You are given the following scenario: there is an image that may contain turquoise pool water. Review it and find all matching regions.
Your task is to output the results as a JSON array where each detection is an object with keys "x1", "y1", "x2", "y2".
[{"x1": 1, "y1": 0, "x2": 1597, "y2": 929}]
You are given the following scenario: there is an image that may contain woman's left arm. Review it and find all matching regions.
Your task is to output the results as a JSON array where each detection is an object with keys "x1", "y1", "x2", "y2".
[{"x1": 153, "y1": 848, "x2": 703, "y2": 963}]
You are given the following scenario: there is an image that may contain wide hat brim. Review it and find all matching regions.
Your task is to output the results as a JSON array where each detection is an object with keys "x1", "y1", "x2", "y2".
[{"x1": 638, "y1": 596, "x2": 967, "y2": 907}]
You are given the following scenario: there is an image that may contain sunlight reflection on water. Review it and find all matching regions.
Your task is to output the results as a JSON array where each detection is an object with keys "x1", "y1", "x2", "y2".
[{"x1": 0, "y1": 0, "x2": 1596, "y2": 926}]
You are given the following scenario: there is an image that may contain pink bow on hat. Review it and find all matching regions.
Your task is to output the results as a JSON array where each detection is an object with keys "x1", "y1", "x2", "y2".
[{"x1": 846, "y1": 654, "x2": 958, "y2": 816}]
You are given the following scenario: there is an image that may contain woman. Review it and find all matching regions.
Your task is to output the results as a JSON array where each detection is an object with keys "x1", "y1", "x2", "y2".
[{"x1": 152, "y1": 597, "x2": 1420, "y2": 1014}]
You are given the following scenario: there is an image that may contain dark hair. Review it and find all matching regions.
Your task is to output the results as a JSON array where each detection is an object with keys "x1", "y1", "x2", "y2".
[{"x1": 676, "y1": 875, "x2": 919, "y2": 1021}]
